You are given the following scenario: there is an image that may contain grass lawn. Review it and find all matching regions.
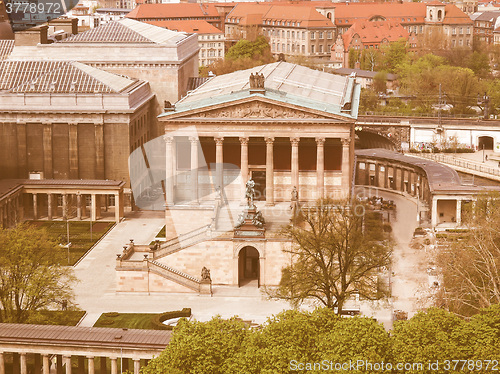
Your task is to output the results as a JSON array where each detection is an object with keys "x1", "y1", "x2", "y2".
[
  {"x1": 20, "y1": 310, "x2": 86, "y2": 326},
  {"x1": 94, "y1": 312, "x2": 162, "y2": 330},
  {"x1": 28, "y1": 220, "x2": 115, "y2": 265}
]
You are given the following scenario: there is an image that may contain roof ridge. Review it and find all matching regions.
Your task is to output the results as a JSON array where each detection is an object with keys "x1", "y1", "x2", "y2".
[{"x1": 71, "y1": 61, "x2": 135, "y2": 93}]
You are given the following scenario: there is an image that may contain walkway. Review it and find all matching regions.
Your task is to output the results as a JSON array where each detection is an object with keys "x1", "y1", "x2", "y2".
[{"x1": 414, "y1": 151, "x2": 500, "y2": 182}]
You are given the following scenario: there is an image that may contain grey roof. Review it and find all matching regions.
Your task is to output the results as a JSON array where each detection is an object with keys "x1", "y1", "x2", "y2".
[
  {"x1": 0, "y1": 40, "x2": 14, "y2": 60},
  {"x1": 355, "y1": 149, "x2": 500, "y2": 193},
  {"x1": 163, "y1": 62, "x2": 360, "y2": 119},
  {"x1": 333, "y1": 68, "x2": 398, "y2": 81},
  {"x1": 61, "y1": 18, "x2": 188, "y2": 44},
  {"x1": 0, "y1": 60, "x2": 136, "y2": 93},
  {"x1": 0, "y1": 323, "x2": 172, "y2": 349},
  {"x1": 23, "y1": 179, "x2": 126, "y2": 187},
  {"x1": 471, "y1": 11, "x2": 500, "y2": 21}
]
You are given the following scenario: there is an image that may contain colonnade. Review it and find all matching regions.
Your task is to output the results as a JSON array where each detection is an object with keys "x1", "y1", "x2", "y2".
[
  {"x1": 164, "y1": 135, "x2": 351, "y2": 205},
  {"x1": 0, "y1": 192, "x2": 22, "y2": 228},
  {"x1": 29, "y1": 192, "x2": 123, "y2": 223},
  {"x1": 0, "y1": 352, "x2": 145, "y2": 374},
  {"x1": 355, "y1": 159, "x2": 428, "y2": 201}
]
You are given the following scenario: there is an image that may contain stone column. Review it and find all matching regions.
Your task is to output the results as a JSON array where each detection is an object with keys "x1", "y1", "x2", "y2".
[
  {"x1": 62, "y1": 194, "x2": 68, "y2": 220},
  {"x1": 87, "y1": 357, "x2": 95, "y2": 374},
  {"x1": 374, "y1": 163, "x2": 380, "y2": 187},
  {"x1": 456, "y1": 199, "x2": 462, "y2": 225},
  {"x1": 239, "y1": 137, "x2": 249, "y2": 202},
  {"x1": 316, "y1": 137, "x2": 325, "y2": 199},
  {"x1": 290, "y1": 137, "x2": 300, "y2": 193},
  {"x1": 400, "y1": 169, "x2": 405, "y2": 192},
  {"x1": 133, "y1": 359, "x2": 140, "y2": 374},
  {"x1": 0, "y1": 352, "x2": 5, "y2": 374},
  {"x1": 95, "y1": 195, "x2": 102, "y2": 220},
  {"x1": 76, "y1": 194, "x2": 82, "y2": 220},
  {"x1": 341, "y1": 138, "x2": 351, "y2": 198},
  {"x1": 189, "y1": 137, "x2": 199, "y2": 204},
  {"x1": 265, "y1": 137, "x2": 274, "y2": 206},
  {"x1": 20, "y1": 353, "x2": 27, "y2": 374},
  {"x1": 95, "y1": 122, "x2": 105, "y2": 180},
  {"x1": 33, "y1": 193, "x2": 38, "y2": 219},
  {"x1": 91, "y1": 194, "x2": 97, "y2": 222},
  {"x1": 69, "y1": 122, "x2": 79, "y2": 179},
  {"x1": 64, "y1": 356, "x2": 71, "y2": 374},
  {"x1": 114, "y1": 193, "x2": 120, "y2": 223},
  {"x1": 43, "y1": 122, "x2": 53, "y2": 178},
  {"x1": 432, "y1": 198, "x2": 438, "y2": 227},
  {"x1": 164, "y1": 136, "x2": 174, "y2": 206},
  {"x1": 47, "y1": 193, "x2": 53, "y2": 220},
  {"x1": 215, "y1": 137, "x2": 224, "y2": 191},
  {"x1": 42, "y1": 355, "x2": 50, "y2": 374},
  {"x1": 110, "y1": 358, "x2": 118, "y2": 374}
]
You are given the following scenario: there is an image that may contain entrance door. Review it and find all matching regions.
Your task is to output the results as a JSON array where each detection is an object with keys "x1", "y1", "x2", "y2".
[
  {"x1": 238, "y1": 246, "x2": 260, "y2": 287},
  {"x1": 478, "y1": 136, "x2": 494, "y2": 150},
  {"x1": 251, "y1": 171, "x2": 266, "y2": 201}
]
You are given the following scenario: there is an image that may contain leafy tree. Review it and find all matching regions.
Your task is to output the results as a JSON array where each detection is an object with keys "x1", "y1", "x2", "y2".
[
  {"x1": 348, "y1": 49, "x2": 360, "y2": 69},
  {"x1": 0, "y1": 223, "x2": 76, "y2": 323},
  {"x1": 225, "y1": 35, "x2": 271, "y2": 61},
  {"x1": 436, "y1": 193, "x2": 500, "y2": 317},
  {"x1": 359, "y1": 88, "x2": 379, "y2": 112},
  {"x1": 200, "y1": 35, "x2": 274, "y2": 76},
  {"x1": 373, "y1": 71, "x2": 387, "y2": 94},
  {"x1": 142, "y1": 316, "x2": 250, "y2": 374},
  {"x1": 466, "y1": 51, "x2": 491, "y2": 78},
  {"x1": 380, "y1": 39, "x2": 409, "y2": 73},
  {"x1": 391, "y1": 308, "x2": 473, "y2": 374},
  {"x1": 468, "y1": 304, "x2": 500, "y2": 360},
  {"x1": 270, "y1": 199, "x2": 392, "y2": 314}
]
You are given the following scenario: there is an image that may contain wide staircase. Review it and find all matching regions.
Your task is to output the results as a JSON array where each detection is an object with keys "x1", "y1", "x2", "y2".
[
  {"x1": 153, "y1": 224, "x2": 210, "y2": 260},
  {"x1": 148, "y1": 260, "x2": 201, "y2": 292}
]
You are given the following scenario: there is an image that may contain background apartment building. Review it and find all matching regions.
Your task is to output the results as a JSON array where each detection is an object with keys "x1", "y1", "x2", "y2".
[{"x1": 225, "y1": 3, "x2": 335, "y2": 62}]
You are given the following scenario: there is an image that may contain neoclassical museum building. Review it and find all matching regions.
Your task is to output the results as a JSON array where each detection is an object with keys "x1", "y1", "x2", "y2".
[{"x1": 116, "y1": 62, "x2": 361, "y2": 293}]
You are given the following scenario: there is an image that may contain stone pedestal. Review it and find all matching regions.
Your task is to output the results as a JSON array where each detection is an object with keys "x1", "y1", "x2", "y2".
[
  {"x1": 200, "y1": 280, "x2": 212, "y2": 296},
  {"x1": 233, "y1": 207, "x2": 265, "y2": 239}
]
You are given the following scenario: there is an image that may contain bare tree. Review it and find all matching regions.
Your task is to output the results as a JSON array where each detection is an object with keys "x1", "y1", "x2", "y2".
[
  {"x1": 436, "y1": 193, "x2": 500, "y2": 317},
  {"x1": 270, "y1": 199, "x2": 393, "y2": 314}
]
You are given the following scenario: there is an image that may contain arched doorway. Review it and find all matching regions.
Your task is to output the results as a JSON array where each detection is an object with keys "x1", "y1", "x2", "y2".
[
  {"x1": 238, "y1": 246, "x2": 260, "y2": 287},
  {"x1": 478, "y1": 136, "x2": 494, "y2": 150}
]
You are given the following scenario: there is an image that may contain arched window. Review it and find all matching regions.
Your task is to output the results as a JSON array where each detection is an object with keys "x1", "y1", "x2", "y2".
[
  {"x1": 437, "y1": 9, "x2": 443, "y2": 21},
  {"x1": 327, "y1": 12, "x2": 332, "y2": 20}
]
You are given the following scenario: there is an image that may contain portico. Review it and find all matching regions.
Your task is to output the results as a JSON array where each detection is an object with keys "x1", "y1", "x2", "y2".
[{"x1": 159, "y1": 62, "x2": 360, "y2": 207}]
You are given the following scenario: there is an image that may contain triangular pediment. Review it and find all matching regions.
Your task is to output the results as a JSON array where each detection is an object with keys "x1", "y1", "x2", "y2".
[{"x1": 162, "y1": 97, "x2": 351, "y2": 122}]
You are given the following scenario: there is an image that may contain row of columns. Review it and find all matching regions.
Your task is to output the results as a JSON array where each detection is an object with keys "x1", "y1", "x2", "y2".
[
  {"x1": 32, "y1": 192, "x2": 122, "y2": 223},
  {"x1": 357, "y1": 160, "x2": 426, "y2": 201},
  {"x1": 164, "y1": 135, "x2": 351, "y2": 205},
  {"x1": 0, "y1": 195, "x2": 22, "y2": 228},
  {"x1": 0, "y1": 352, "x2": 144, "y2": 374}
]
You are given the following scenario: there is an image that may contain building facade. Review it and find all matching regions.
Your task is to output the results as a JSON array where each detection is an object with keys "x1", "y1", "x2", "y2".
[{"x1": 225, "y1": 3, "x2": 335, "y2": 63}]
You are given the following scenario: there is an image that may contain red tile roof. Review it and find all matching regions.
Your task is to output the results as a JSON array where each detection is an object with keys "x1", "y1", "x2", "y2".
[
  {"x1": 341, "y1": 20, "x2": 409, "y2": 51},
  {"x1": 333, "y1": 2, "x2": 471, "y2": 25},
  {"x1": 127, "y1": 3, "x2": 220, "y2": 19},
  {"x1": 227, "y1": 3, "x2": 334, "y2": 28},
  {"x1": 144, "y1": 20, "x2": 222, "y2": 34}
]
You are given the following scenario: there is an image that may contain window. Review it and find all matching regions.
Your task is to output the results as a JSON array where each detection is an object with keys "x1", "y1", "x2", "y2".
[
  {"x1": 282, "y1": 43, "x2": 285, "y2": 51},
  {"x1": 467, "y1": 26, "x2": 471, "y2": 34},
  {"x1": 297, "y1": 22, "x2": 301, "y2": 27},
  {"x1": 277, "y1": 43, "x2": 280, "y2": 52},
  {"x1": 311, "y1": 45, "x2": 315, "y2": 53},
  {"x1": 218, "y1": 50, "x2": 222, "y2": 57},
  {"x1": 311, "y1": 31, "x2": 315, "y2": 39},
  {"x1": 292, "y1": 31, "x2": 295, "y2": 38},
  {"x1": 319, "y1": 44, "x2": 323, "y2": 53},
  {"x1": 272, "y1": 42, "x2": 275, "y2": 51},
  {"x1": 302, "y1": 45, "x2": 305, "y2": 54},
  {"x1": 459, "y1": 27, "x2": 463, "y2": 34},
  {"x1": 302, "y1": 31, "x2": 305, "y2": 40},
  {"x1": 319, "y1": 31, "x2": 324, "y2": 39},
  {"x1": 452, "y1": 39, "x2": 456, "y2": 47},
  {"x1": 459, "y1": 39, "x2": 463, "y2": 46},
  {"x1": 327, "y1": 31, "x2": 332, "y2": 39},
  {"x1": 452, "y1": 27, "x2": 456, "y2": 35},
  {"x1": 287, "y1": 22, "x2": 290, "y2": 26},
  {"x1": 287, "y1": 43, "x2": 290, "y2": 52},
  {"x1": 287, "y1": 30, "x2": 290, "y2": 38}
]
